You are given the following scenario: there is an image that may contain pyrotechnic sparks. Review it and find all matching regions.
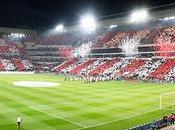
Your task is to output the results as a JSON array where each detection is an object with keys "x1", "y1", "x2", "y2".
[
  {"x1": 72, "y1": 41, "x2": 93, "y2": 58},
  {"x1": 119, "y1": 37, "x2": 140, "y2": 56}
]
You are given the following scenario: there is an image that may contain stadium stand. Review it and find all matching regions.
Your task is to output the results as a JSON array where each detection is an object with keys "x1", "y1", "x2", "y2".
[
  {"x1": 88, "y1": 58, "x2": 119, "y2": 76},
  {"x1": 70, "y1": 59, "x2": 97, "y2": 75},
  {"x1": 44, "y1": 20, "x2": 175, "y2": 83},
  {"x1": 52, "y1": 57, "x2": 175, "y2": 82},
  {"x1": 1, "y1": 12, "x2": 175, "y2": 82},
  {"x1": 54, "y1": 58, "x2": 78, "y2": 72},
  {"x1": 0, "y1": 36, "x2": 33, "y2": 71},
  {"x1": 114, "y1": 59, "x2": 146, "y2": 76},
  {"x1": 147, "y1": 59, "x2": 175, "y2": 80}
]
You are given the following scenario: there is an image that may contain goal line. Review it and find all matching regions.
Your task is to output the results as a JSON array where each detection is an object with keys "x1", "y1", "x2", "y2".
[{"x1": 159, "y1": 91, "x2": 175, "y2": 110}]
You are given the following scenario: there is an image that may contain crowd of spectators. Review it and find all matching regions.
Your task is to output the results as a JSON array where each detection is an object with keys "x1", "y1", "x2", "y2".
[
  {"x1": 24, "y1": 22, "x2": 175, "y2": 71},
  {"x1": 129, "y1": 113, "x2": 175, "y2": 130},
  {"x1": 28, "y1": 26, "x2": 175, "y2": 67},
  {"x1": 154, "y1": 27, "x2": 175, "y2": 57},
  {"x1": 0, "y1": 45, "x2": 26, "y2": 55},
  {"x1": 0, "y1": 58, "x2": 33, "y2": 71},
  {"x1": 0, "y1": 36, "x2": 33, "y2": 72},
  {"x1": 1, "y1": 22, "x2": 175, "y2": 77},
  {"x1": 53, "y1": 57, "x2": 175, "y2": 83}
]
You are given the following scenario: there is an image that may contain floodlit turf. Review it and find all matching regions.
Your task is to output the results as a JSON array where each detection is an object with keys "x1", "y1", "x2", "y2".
[{"x1": 0, "y1": 74, "x2": 175, "y2": 130}]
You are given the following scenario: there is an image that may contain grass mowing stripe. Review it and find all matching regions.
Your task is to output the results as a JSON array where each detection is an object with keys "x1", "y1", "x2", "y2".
[
  {"x1": 1, "y1": 74, "x2": 175, "y2": 130},
  {"x1": 30, "y1": 106, "x2": 86, "y2": 128},
  {"x1": 0, "y1": 89, "x2": 81, "y2": 130},
  {"x1": 81, "y1": 109, "x2": 169, "y2": 130},
  {"x1": 76, "y1": 107, "x2": 160, "y2": 130},
  {"x1": 0, "y1": 102, "x2": 58, "y2": 130}
]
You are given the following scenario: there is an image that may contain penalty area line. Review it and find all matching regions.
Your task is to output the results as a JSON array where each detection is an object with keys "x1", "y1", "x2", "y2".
[
  {"x1": 30, "y1": 106, "x2": 86, "y2": 128},
  {"x1": 74, "y1": 108, "x2": 160, "y2": 130}
]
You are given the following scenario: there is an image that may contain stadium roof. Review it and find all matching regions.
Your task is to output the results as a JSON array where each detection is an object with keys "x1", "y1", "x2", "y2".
[{"x1": 0, "y1": 0, "x2": 175, "y2": 30}]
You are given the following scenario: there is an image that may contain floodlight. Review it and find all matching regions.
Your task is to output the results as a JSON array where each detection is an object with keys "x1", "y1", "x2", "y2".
[
  {"x1": 129, "y1": 9, "x2": 149, "y2": 23},
  {"x1": 55, "y1": 24, "x2": 64, "y2": 32},
  {"x1": 19, "y1": 34, "x2": 23, "y2": 38},
  {"x1": 16, "y1": 33, "x2": 19, "y2": 37},
  {"x1": 163, "y1": 16, "x2": 175, "y2": 21},
  {"x1": 109, "y1": 24, "x2": 118, "y2": 29},
  {"x1": 80, "y1": 14, "x2": 97, "y2": 32}
]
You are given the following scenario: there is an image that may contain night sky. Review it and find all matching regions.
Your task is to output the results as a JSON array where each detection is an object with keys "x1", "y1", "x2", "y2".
[{"x1": 0, "y1": 0, "x2": 175, "y2": 29}]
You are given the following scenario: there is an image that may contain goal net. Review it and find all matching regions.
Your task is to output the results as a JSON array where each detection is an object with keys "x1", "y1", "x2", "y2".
[{"x1": 160, "y1": 91, "x2": 175, "y2": 111}]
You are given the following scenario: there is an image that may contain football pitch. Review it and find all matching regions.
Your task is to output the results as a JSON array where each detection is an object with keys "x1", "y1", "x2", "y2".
[{"x1": 0, "y1": 74, "x2": 175, "y2": 130}]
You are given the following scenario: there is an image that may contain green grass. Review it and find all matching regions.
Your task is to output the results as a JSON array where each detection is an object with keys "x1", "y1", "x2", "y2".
[{"x1": 0, "y1": 74, "x2": 175, "y2": 130}]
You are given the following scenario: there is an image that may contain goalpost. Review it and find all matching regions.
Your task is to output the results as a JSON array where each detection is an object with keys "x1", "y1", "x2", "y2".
[{"x1": 159, "y1": 91, "x2": 175, "y2": 111}]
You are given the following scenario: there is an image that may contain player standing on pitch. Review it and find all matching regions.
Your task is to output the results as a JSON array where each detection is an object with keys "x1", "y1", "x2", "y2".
[{"x1": 17, "y1": 116, "x2": 22, "y2": 130}]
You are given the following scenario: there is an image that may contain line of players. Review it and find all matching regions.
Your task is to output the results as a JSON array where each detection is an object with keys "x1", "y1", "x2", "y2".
[{"x1": 63, "y1": 74, "x2": 115, "y2": 83}]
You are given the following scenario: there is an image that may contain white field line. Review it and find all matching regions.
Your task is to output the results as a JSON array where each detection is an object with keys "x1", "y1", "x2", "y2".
[
  {"x1": 31, "y1": 91, "x2": 165, "y2": 130},
  {"x1": 159, "y1": 91, "x2": 175, "y2": 109},
  {"x1": 74, "y1": 108, "x2": 160, "y2": 130},
  {"x1": 30, "y1": 106, "x2": 86, "y2": 128},
  {"x1": 75, "y1": 91, "x2": 175, "y2": 130}
]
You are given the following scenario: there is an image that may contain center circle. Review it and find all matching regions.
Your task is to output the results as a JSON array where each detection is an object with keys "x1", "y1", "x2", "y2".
[{"x1": 13, "y1": 81, "x2": 59, "y2": 87}]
